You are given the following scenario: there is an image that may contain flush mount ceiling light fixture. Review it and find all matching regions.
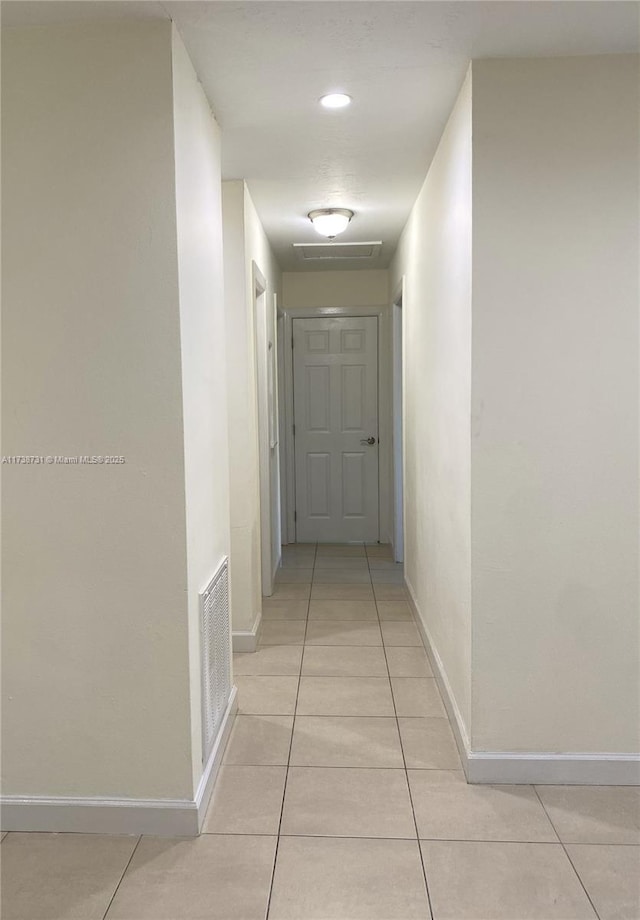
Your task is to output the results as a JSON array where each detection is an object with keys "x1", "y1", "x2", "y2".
[
  {"x1": 308, "y1": 208, "x2": 354, "y2": 239},
  {"x1": 319, "y1": 93, "x2": 352, "y2": 109}
]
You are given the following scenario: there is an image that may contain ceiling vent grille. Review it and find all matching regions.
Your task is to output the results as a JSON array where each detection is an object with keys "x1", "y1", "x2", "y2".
[{"x1": 293, "y1": 241, "x2": 382, "y2": 262}]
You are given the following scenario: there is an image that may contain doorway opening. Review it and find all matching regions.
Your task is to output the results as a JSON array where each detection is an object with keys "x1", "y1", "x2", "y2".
[
  {"x1": 277, "y1": 309, "x2": 288, "y2": 546},
  {"x1": 392, "y1": 282, "x2": 404, "y2": 562},
  {"x1": 252, "y1": 263, "x2": 281, "y2": 595}
]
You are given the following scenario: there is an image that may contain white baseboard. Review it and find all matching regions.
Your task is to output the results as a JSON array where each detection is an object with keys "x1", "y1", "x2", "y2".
[
  {"x1": 0, "y1": 793, "x2": 199, "y2": 837},
  {"x1": 195, "y1": 685, "x2": 237, "y2": 829},
  {"x1": 404, "y1": 577, "x2": 472, "y2": 777},
  {"x1": 404, "y1": 578, "x2": 640, "y2": 787},
  {"x1": 232, "y1": 610, "x2": 262, "y2": 652},
  {"x1": 0, "y1": 687, "x2": 238, "y2": 836},
  {"x1": 272, "y1": 550, "x2": 282, "y2": 583},
  {"x1": 466, "y1": 750, "x2": 640, "y2": 785}
]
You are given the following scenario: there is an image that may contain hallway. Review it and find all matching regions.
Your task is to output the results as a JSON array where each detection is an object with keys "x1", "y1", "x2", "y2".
[
  {"x1": 1, "y1": 5, "x2": 639, "y2": 918},
  {"x1": 4, "y1": 543, "x2": 637, "y2": 920}
]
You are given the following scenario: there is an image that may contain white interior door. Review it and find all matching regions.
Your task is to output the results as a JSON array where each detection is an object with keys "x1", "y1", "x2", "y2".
[{"x1": 293, "y1": 316, "x2": 379, "y2": 543}]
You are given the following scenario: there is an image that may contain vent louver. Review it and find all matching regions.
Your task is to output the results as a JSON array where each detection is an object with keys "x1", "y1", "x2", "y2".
[
  {"x1": 293, "y1": 241, "x2": 382, "y2": 262},
  {"x1": 200, "y1": 557, "x2": 231, "y2": 764}
]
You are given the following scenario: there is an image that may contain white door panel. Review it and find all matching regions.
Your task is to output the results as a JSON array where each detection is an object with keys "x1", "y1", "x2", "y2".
[{"x1": 293, "y1": 317, "x2": 379, "y2": 543}]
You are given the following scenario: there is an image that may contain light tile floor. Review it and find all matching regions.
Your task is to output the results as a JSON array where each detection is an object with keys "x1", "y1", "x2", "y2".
[{"x1": 2, "y1": 543, "x2": 639, "y2": 920}]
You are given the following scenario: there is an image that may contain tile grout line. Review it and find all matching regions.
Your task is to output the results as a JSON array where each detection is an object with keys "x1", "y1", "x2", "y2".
[
  {"x1": 560, "y1": 842, "x2": 640, "y2": 848},
  {"x1": 101, "y1": 834, "x2": 142, "y2": 920},
  {"x1": 532, "y1": 785, "x2": 602, "y2": 920},
  {"x1": 368, "y1": 546, "x2": 436, "y2": 920},
  {"x1": 242, "y1": 672, "x2": 444, "y2": 681},
  {"x1": 238, "y1": 713, "x2": 445, "y2": 719},
  {"x1": 261, "y1": 641, "x2": 428, "y2": 646},
  {"x1": 218, "y1": 763, "x2": 452, "y2": 771},
  {"x1": 259, "y1": 647, "x2": 428, "y2": 652},
  {"x1": 264, "y1": 542, "x2": 317, "y2": 920},
  {"x1": 201, "y1": 830, "x2": 612, "y2": 845}
]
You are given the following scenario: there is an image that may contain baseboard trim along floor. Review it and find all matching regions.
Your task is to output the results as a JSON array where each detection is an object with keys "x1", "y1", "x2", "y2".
[
  {"x1": 404, "y1": 578, "x2": 640, "y2": 787},
  {"x1": 232, "y1": 610, "x2": 262, "y2": 652},
  {"x1": 0, "y1": 687, "x2": 238, "y2": 836}
]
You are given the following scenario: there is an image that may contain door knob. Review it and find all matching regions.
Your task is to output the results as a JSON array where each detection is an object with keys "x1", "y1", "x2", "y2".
[{"x1": 360, "y1": 436, "x2": 376, "y2": 445}]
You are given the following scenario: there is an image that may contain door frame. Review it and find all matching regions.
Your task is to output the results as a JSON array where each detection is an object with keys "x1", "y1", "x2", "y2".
[
  {"x1": 281, "y1": 304, "x2": 392, "y2": 544},
  {"x1": 391, "y1": 277, "x2": 405, "y2": 563},
  {"x1": 252, "y1": 262, "x2": 280, "y2": 595},
  {"x1": 276, "y1": 308, "x2": 288, "y2": 546}
]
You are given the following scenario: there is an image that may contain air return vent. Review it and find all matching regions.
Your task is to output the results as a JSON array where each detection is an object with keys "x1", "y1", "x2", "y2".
[
  {"x1": 200, "y1": 557, "x2": 231, "y2": 764},
  {"x1": 293, "y1": 241, "x2": 382, "y2": 262}
]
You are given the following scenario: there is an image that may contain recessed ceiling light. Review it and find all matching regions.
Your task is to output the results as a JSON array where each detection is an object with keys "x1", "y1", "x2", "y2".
[{"x1": 320, "y1": 93, "x2": 352, "y2": 109}]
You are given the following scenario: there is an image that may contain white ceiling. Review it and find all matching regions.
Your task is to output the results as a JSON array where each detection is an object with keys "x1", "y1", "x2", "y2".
[{"x1": 3, "y1": 1, "x2": 639, "y2": 271}]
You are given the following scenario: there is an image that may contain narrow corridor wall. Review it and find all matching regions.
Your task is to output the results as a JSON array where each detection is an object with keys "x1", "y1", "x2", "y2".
[
  {"x1": 281, "y1": 269, "x2": 394, "y2": 543},
  {"x1": 1, "y1": 21, "x2": 194, "y2": 800},
  {"x1": 223, "y1": 181, "x2": 282, "y2": 640},
  {"x1": 471, "y1": 55, "x2": 640, "y2": 756},
  {"x1": 244, "y1": 189, "x2": 283, "y2": 590},
  {"x1": 171, "y1": 27, "x2": 231, "y2": 789},
  {"x1": 390, "y1": 55, "x2": 639, "y2": 771},
  {"x1": 2, "y1": 20, "x2": 234, "y2": 821},
  {"x1": 282, "y1": 270, "x2": 389, "y2": 309},
  {"x1": 222, "y1": 182, "x2": 259, "y2": 638},
  {"x1": 389, "y1": 72, "x2": 473, "y2": 741}
]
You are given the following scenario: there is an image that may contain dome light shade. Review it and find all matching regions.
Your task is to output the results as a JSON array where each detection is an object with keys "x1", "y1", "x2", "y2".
[
  {"x1": 320, "y1": 93, "x2": 352, "y2": 109},
  {"x1": 308, "y1": 208, "x2": 354, "y2": 239}
]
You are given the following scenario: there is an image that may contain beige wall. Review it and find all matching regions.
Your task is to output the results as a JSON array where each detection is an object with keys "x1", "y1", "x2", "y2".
[
  {"x1": 390, "y1": 55, "x2": 639, "y2": 761},
  {"x1": 171, "y1": 27, "x2": 231, "y2": 787},
  {"x1": 222, "y1": 181, "x2": 258, "y2": 635},
  {"x1": 283, "y1": 269, "x2": 388, "y2": 309},
  {"x1": 2, "y1": 21, "x2": 192, "y2": 798},
  {"x1": 244, "y1": 188, "x2": 283, "y2": 589},
  {"x1": 282, "y1": 267, "x2": 393, "y2": 543},
  {"x1": 389, "y1": 72, "x2": 473, "y2": 739},
  {"x1": 471, "y1": 55, "x2": 639, "y2": 754},
  {"x1": 223, "y1": 181, "x2": 281, "y2": 634},
  {"x1": 2, "y1": 20, "x2": 234, "y2": 803}
]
